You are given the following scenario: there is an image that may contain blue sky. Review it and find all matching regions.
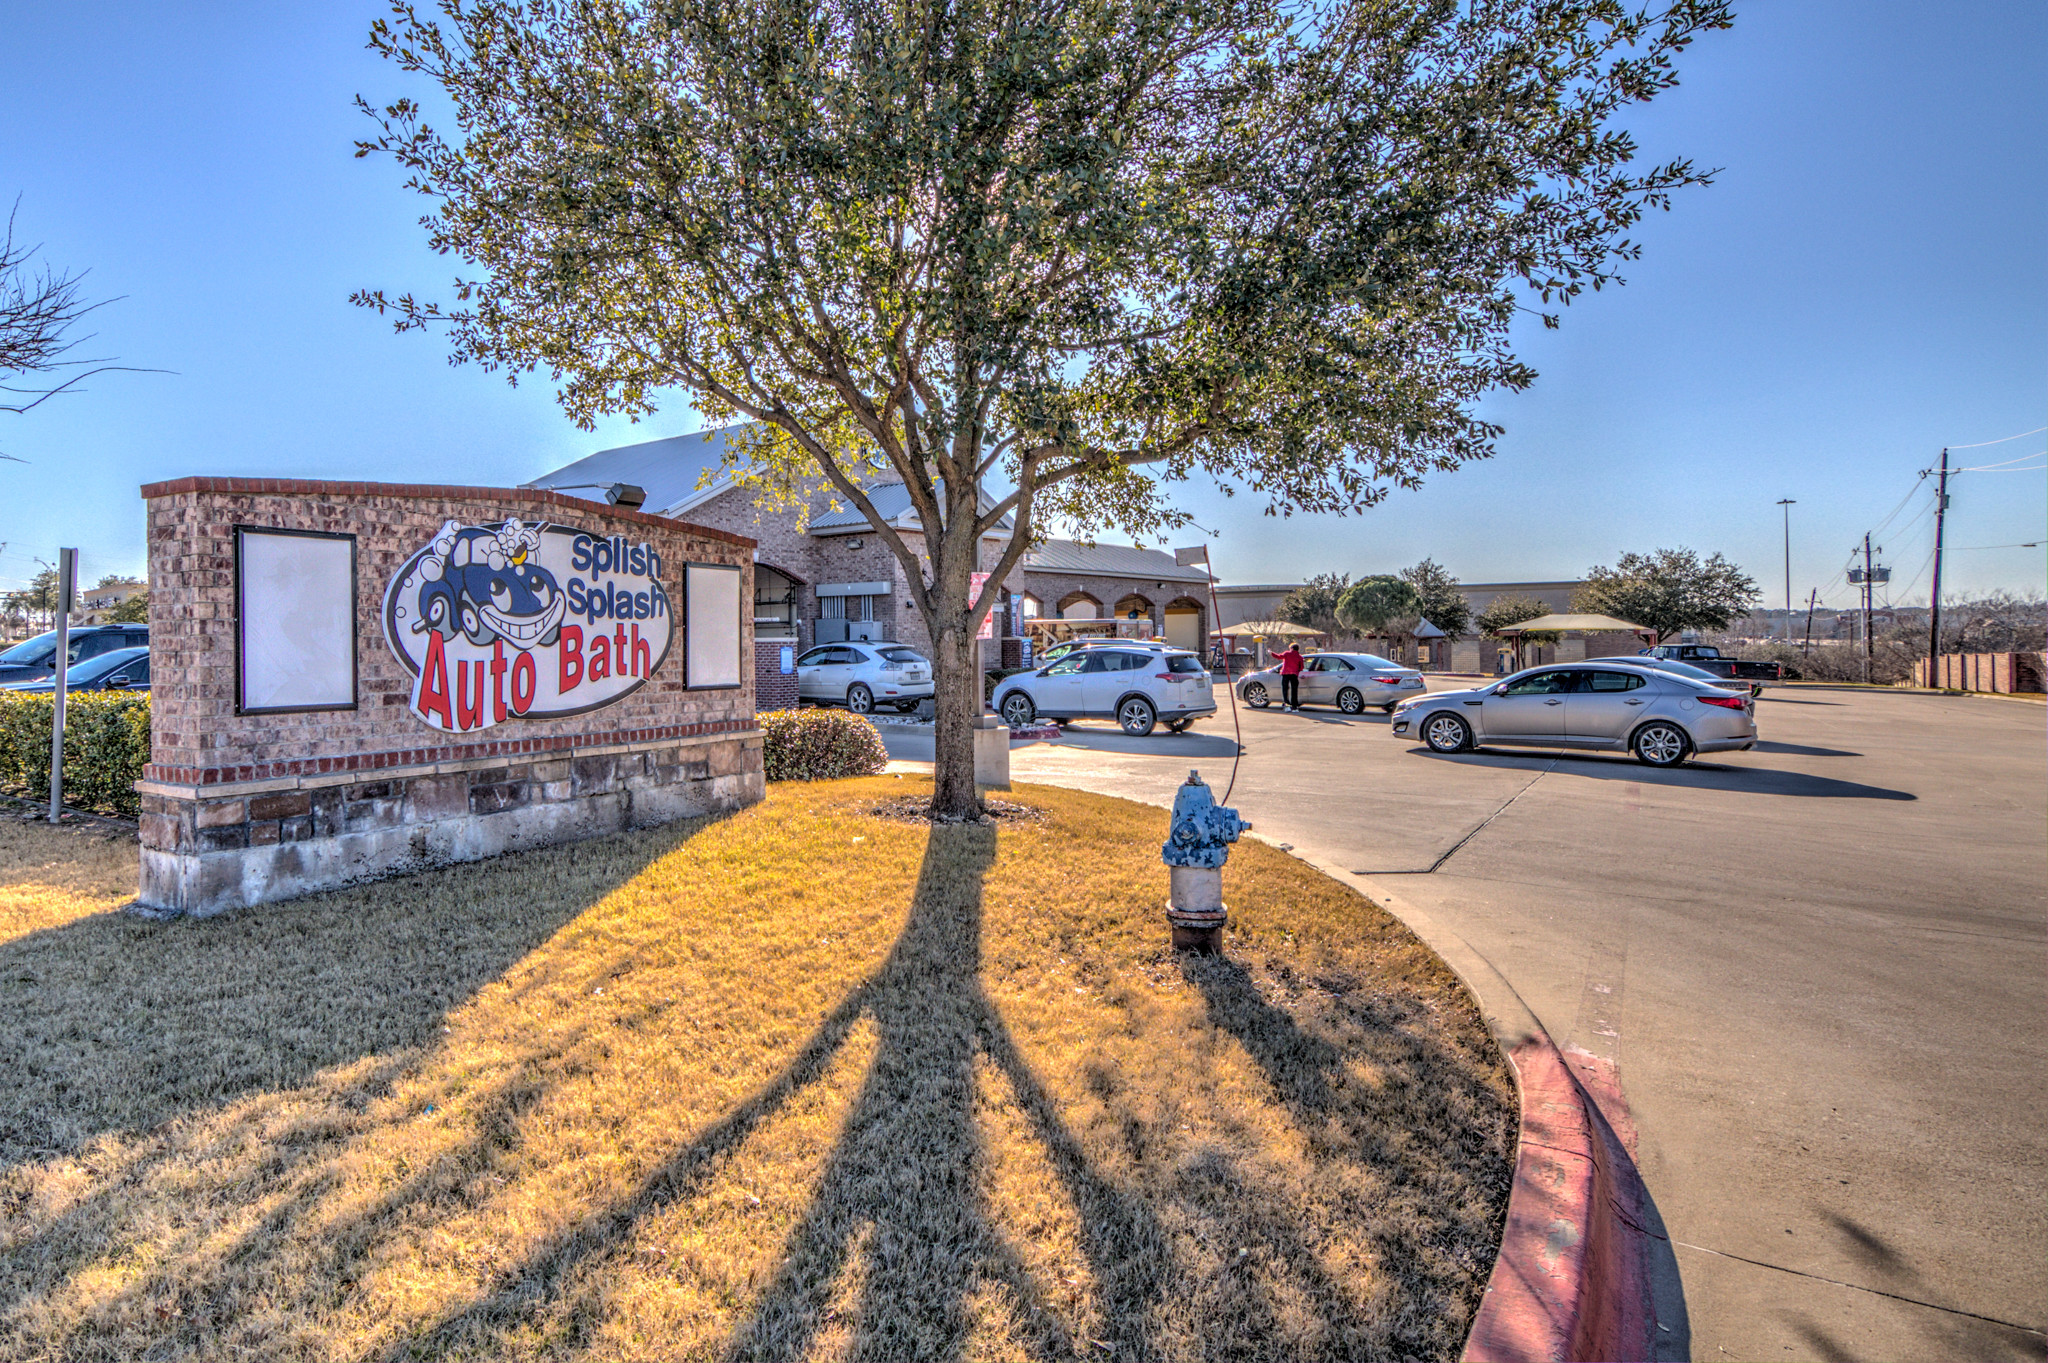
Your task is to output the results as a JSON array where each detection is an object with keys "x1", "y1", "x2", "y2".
[{"x1": 1, "y1": 1, "x2": 2041, "y2": 607}]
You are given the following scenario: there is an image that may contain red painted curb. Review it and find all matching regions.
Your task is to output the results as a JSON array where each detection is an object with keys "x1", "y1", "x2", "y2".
[{"x1": 1462, "y1": 1032, "x2": 1653, "y2": 1363}]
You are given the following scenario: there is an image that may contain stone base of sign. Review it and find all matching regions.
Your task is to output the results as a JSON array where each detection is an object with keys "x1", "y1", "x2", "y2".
[{"x1": 137, "y1": 730, "x2": 762, "y2": 917}]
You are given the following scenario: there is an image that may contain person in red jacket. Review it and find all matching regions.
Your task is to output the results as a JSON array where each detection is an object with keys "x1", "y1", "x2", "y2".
[{"x1": 1277, "y1": 643, "x2": 1305, "y2": 710}]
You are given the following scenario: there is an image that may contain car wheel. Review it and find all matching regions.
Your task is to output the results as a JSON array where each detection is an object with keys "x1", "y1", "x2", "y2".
[
  {"x1": 1336, "y1": 687, "x2": 1364, "y2": 714},
  {"x1": 846, "y1": 683, "x2": 874, "y2": 714},
  {"x1": 1118, "y1": 696, "x2": 1157, "y2": 736},
  {"x1": 1423, "y1": 713, "x2": 1471, "y2": 753},
  {"x1": 1167, "y1": 717, "x2": 1192, "y2": 733},
  {"x1": 459, "y1": 600, "x2": 493, "y2": 646},
  {"x1": 1243, "y1": 681, "x2": 1270, "y2": 708},
  {"x1": 1632, "y1": 721, "x2": 1690, "y2": 767},
  {"x1": 1000, "y1": 692, "x2": 1036, "y2": 727},
  {"x1": 1380, "y1": 702, "x2": 1398, "y2": 714}
]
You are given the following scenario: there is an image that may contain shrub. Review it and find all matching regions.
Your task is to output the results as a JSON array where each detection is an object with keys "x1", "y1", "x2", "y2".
[
  {"x1": 759, "y1": 707, "x2": 888, "y2": 782},
  {"x1": 0, "y1": 691, "x2": 152, "y2": 817}
]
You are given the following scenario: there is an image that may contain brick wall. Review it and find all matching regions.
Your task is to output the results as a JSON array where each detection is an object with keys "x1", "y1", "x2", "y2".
[
  {"x1": 1915, "y1": 651, "x2": 2047, "y2": 693},
  {"x1": 136, "y1": 477, "x2": 765, "y2": 914},
  {"x1": 755, "y1": 637, "x2": 800, "y2": 709},
  {"x1": 677, "y1": 480, "x2": 1022, "y2": 660}
]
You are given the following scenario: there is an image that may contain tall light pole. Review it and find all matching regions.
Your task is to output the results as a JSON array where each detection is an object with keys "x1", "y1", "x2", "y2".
[{"x1": 1777, "y1": 498, "x2": 1796, "y2": 641}]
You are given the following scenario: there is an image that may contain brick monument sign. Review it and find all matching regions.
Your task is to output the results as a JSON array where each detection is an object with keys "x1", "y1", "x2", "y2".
[{"x1": 137, "y1": 477, "x2": 764, "y2": 915}]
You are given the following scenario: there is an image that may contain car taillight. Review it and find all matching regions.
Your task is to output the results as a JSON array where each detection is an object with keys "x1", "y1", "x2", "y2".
[{"x1": 1699, "y1": 693, "x2": 1746, "y2": 709}]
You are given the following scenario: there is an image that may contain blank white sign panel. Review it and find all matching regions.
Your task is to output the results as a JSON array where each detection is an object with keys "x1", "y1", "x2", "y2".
[
  {"x1": 685, "y1": 563, "x2": 743, "y2": 688},
  {"x1": 239, "y1": 531, "x2": 356, "y2": 710}
]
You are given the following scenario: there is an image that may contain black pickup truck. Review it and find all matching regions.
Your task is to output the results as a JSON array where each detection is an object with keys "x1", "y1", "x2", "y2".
[{"x1": 1640, "y1": 643, "x2": 1782, "y2": 694}]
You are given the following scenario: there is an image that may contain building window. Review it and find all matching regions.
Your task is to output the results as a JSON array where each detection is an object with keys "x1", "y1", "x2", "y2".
[
  {"x1": 1019, "y1": 594, "x2": 1041, "y2": 619},
  {"x1": 754, "y1": 565, "x2": 798, "y2": 639}
]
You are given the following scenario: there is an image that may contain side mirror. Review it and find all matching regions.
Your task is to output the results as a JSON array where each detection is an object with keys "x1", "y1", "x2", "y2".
[
  {"x1": 1492, "y1": 682, "x2": 1509, "y2": 695},
  {"x1": 105, "y1": 677, "x2": 132, "y2": 689}
]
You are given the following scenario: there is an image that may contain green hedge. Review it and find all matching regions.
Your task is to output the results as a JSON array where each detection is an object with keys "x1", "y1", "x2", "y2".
[
  {"x1": 759, "y1": 707, "x2": 888, "y2": 782},
  {"x1": 0, "y1": 691, "x2": 151, "y2": 818}
]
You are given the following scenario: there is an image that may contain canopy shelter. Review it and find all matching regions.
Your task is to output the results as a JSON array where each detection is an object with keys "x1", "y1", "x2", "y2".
[
  {"x1": 1209, "y1": 618, "x2": 1328, "y2": 670},
  {"x1": 1490, "y1": 612, "x2": 1656, "y2": 669},
  {"x1": 1210, "y1": 618, "x2": 1323, "y2": 637}
]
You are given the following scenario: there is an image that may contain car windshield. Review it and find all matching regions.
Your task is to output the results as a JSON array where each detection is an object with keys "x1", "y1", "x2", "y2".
[
  {"x1": 1166, "y1": 655, "x2": 1205, "y2": 674},
  {"x1": 878, "y1": 647, "x2": 924, "y2": 663},
  {"x1": 1354, "y1": 654, "x2": 1400, "y2": 670},
  {"x1": 0, "y1": 632, "x2": 57, "y2": 666},
  {"x1": 62, "y1": 648, "x2": 146, "y2": 683}
]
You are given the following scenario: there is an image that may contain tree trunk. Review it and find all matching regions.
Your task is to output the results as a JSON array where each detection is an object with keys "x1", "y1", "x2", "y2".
[{"x1": 928, "y1": 616, "x2": 983, "y2": 820}]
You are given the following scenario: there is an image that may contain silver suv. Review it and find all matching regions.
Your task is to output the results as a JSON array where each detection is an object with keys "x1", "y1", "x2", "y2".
[
  {"x1": 993, "y1": 647, "x2": 1215, "y2": 735},
  {"x1": 796, "y1": 641, "x2": 934, "y2": 713}
]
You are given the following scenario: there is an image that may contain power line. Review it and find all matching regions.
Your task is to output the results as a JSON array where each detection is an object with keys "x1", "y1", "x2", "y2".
[
  {"x1": 1947, "y1": 425, "x2": 2046, "y2": 449},
  {"x1": 1945, "y1": 541, "x2": 2043, "y2": 551},
  {"x1": 1957, "y1": 449, "x2": 2046, "y2": 471}
]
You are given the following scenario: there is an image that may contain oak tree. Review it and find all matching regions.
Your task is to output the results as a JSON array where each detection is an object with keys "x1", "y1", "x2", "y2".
[
  {"x1": 357, "y1": 0, "x2": 1729, "y2": 816},
  {"x1": 1573, "y1": 547, "x2": 1758, "y2": 642}
]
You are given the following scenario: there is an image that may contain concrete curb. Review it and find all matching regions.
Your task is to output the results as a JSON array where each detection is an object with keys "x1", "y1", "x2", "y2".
[{"x1": 1297, "y1": 853, "x2": 1657, "y2": 1363}]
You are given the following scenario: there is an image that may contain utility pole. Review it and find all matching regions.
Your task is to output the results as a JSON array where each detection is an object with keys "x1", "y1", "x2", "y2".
[
  {"x1": 1927, "y1": 447, "x2": 1950, "y2": 668},
  {"x1": 1862, "y1": 535, "x2": 1875, "y2": 684},
  {"x1": 1777, "y1": 498, "x2": 1796, "y2": 641},
  {"x1": 1802, "y1": 588, "x2": 1818, "y2": 655},
  {"x1": 48, "y1": 547, "x2": 76, "y2": 823}
]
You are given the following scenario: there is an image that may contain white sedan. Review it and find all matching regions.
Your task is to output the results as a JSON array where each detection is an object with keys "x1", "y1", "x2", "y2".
[{"x1": 796, "y1": 642, "x2": 934, "y2": 713}]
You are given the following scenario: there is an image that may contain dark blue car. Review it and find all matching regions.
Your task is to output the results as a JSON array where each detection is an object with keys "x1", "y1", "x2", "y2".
[{"x1": 5, "y1": 645, "x2": 150, "y2": 695}]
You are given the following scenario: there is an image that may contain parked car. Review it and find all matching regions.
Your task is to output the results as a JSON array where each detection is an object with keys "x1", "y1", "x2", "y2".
[
  {"x1": 1236, "y1": 651, "x2": 1425, "y2": 714},
  {"x1": 795, "y1": 641, "x2": 933, "y2": 713},
  {"x1": 0, "y1": 624, "x2": 149, "y2": 686},
  {"x1": 1588, "y1": 654, "x2": 1745, "y2": 690},
  {"x1": 1389, "y1": 662, "x2": 1755, "y2": 767},
  {"x1": 1035, "y1": 637, "x2": 1168, "y2": 668},
  {"x1": 1639, "y1": 643, "x2": 1781, "y2": 696},
  {"x1": 994, "y1": 646, "x2": 1215, "y2": 735},
  {"x1": 4, "y1": 645, "x2": 150, "y2": 696}
]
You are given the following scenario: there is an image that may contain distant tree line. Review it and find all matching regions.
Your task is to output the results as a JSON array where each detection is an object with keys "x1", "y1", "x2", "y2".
[{"x1": 1277, "y1": 546, "x2": 1763, "y2": 647}]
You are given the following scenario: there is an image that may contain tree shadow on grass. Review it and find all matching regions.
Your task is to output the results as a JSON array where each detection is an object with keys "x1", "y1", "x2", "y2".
[
  {"x1": 0, "y1": 818, "x2": 703, "y2": 1176},
  {"x1": 380, "y1": 821, "x2": 1173, "y2": 1362}
]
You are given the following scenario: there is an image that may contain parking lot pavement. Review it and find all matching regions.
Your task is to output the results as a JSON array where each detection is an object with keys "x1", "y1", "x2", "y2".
[{"x1": 881, "y1": 686, "x2": 2048, "y2": 1361}]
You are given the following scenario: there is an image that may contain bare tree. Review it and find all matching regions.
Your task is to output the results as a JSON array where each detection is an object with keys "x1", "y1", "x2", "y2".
[{"x1": 0, "y1": 198, "x2": 156, "y2": 460}]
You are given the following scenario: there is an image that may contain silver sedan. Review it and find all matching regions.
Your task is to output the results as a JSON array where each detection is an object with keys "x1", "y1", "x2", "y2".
[
  {"x1": 1237, "y1": 652, "x2": 1426, "y2": 713},
  {"x1": 1389, "y1": 662, "x2": 1756, "y2": 767}
]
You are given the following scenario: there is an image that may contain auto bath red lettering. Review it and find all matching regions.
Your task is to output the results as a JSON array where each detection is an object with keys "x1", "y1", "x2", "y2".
[
  {"x1": 490, "y1": 639, "x2": 509, "y2": 723},
  {"x1": 560, "y1": 624, "x2": 583, "y2": 691},
  {"x1": 456, "y1": 658, "x2": 486, "y2": 730},
  {"x1": 589, "y1": 632, "x2": 612, "y2": 681},
  {"x1": 510, "y1": 650, "x2": 537, "y2": 714},
  {"x1": 416, "y1": 630, "x2": 457, "y2": 729}
]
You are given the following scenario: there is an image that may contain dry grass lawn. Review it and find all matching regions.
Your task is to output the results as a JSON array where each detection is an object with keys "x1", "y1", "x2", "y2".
[{"x1": 0, "y1": 778, "x2": 1513, "y2": 1362}]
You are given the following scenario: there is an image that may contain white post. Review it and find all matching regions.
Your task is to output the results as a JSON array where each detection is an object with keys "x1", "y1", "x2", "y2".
[{"x1": 48, "y1": 547, "x2": 76, "y2": 822}]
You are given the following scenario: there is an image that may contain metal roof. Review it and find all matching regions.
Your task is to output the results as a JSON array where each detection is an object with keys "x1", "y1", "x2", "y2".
[
  {"x1": 526, "y1": 424, "x2": 756, "y2": 516},
  {"x1": 1022, "y1": 539, "x2": 1214, "y2": 582}
]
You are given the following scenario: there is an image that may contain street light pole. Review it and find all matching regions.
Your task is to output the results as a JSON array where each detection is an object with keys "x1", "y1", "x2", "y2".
[{"x1": 1777, "y1": 498, "x2": 1796, "y2": 641}]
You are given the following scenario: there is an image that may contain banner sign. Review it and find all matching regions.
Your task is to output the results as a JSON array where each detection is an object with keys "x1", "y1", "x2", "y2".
[
  {"x1": 971, "y1": 571, "x2": 994, "y2": 639},
  {"x1": 383, "y1": 518, "x2": 674, "y2": 731}
]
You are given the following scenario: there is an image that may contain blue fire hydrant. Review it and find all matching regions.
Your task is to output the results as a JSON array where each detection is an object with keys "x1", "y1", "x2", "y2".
[{"x1": 1163, "y1": 769, "x2": 1248, "y2": 952}]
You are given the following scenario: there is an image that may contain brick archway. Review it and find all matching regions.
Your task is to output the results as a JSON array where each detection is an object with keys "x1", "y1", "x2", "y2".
[{"x1": 1057, "y1": 590, "x2": 1103, "y2": 619}]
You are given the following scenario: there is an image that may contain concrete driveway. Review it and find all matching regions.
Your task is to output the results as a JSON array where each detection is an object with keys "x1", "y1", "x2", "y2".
[{"x1": 880, "y1": 685, "x2": 2047, "y2": 1360}]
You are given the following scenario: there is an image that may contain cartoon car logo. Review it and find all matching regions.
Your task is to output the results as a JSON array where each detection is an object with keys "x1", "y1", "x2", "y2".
[{"x1": 407, "y1": 519, "x2": 566, "y2": 648}]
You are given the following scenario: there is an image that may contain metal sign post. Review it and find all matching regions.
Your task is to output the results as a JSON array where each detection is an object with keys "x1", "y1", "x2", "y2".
[{"x1": 48, "y1": 547, "x2": 76, "y2": 822}]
